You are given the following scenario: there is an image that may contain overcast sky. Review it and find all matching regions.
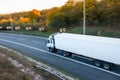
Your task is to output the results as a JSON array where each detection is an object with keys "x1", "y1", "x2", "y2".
[{"x1": 0, "y1": 0, "x2": 68, "y2": 14}]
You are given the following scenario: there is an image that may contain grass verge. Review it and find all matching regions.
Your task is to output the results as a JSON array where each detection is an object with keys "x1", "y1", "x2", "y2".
[
  {"x1": 0, "y1": 46, "x2": 82, "y2": 80},
  {"x1": 0, "y1": 46, "x2": 62, "y2": 80},
  {"x1": 0, "y1": 52, "x2": 32, "y2": 80}
]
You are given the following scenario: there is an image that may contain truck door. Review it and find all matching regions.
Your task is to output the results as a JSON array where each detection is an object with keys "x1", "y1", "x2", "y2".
[{"x1": 46, "y1": 35, "x2": 55, "y2": 49}]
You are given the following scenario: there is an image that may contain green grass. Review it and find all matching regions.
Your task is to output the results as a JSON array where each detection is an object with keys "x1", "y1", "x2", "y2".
[
  {"x1": 1, "y1": 26, "x2": 120, "y2": 38},
  {"x1": 2, "y1": 30, "x2": 52, "y2": 38},
  {"x1": 66, "y1": 27, "x2": 120, "y2": 38}
]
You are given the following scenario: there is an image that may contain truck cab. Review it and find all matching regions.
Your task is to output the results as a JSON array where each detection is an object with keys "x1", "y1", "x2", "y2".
[
  {"x1": 46, "y1": 35, "x2": 54, "y2": 49},
  {"x1": 46, "y1": 33, "x2": 59, "y2": 52}
]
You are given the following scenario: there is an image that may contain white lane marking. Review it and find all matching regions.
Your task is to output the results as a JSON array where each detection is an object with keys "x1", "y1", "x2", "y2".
[
  {"x1": 32, "y1": 41, "x2": 45, "y2": 44},
  {"x1": 0, "y1": 38, "x2": 120, "y2": 77}
]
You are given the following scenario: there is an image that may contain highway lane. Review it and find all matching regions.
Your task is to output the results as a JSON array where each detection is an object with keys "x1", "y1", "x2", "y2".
[{"x1": 0, "y1": 33, "x2": 120, "y2": 80}]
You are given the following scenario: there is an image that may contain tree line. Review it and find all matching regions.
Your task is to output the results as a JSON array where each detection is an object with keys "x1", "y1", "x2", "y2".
[{"x1": 0, "y1": 0, "x2": 120, "y2": 30}]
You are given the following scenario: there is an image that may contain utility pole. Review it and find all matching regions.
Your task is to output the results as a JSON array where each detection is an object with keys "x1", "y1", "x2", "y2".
[
  {"x1": 83, "y1": 0, "x2": 86, "y2": 35},
  {"x1": 74, "y1": 0, "x2": 86, "y2": 35},
  {"x1": 9, "y1": 14, "x2": 13, "y2": 32}
]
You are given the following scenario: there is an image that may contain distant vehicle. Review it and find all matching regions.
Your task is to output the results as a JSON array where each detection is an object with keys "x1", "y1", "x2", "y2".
[{"x1": 46, "y1": 33, "x2": 120, "y2": 70}]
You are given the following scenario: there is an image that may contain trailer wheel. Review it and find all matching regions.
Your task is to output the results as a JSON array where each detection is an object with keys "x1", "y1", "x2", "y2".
[
  {"x1": 102, "y1": 62, "x2": 113, "y2": 70},
  {"x1": 71, "y1": 54, "x2": 74, "y2": 58},
  {"x1": 94, "y1": 60, "x2": 102, "y2": 67},
  {"x1": 63, "y1": 52, "x2": 67, "y2": 57}
]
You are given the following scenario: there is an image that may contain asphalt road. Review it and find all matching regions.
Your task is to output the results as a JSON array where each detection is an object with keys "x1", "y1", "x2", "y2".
[{"x1": 0, "y1": 33, "x2": 120, "y2": 80}]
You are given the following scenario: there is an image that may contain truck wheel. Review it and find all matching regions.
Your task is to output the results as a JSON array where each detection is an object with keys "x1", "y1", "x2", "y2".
[
  {"x1": 57, "y1": 50, "x2": 63, "y2": 54},
  {"x1": 63, "y1": 52, "x2": 67, "y2": 57},
  {"x1": 71, "y1": 54, "x2": 74, "y2": 58},
  {"x1": 94, "y1": 60, "x2": 102, "y2": 67},
  {"x1": 48, "y1": 48, "x2": 54, "y2": 52},
  {"x1": 62, "y1": 52, "x2": 71, "y2": 57},
  {"x1": 62, "y1": 51, "x2": 70, "y2": 57},
  {"x1": 102, "y1": 62, "x2": 112, "y2": 70}
]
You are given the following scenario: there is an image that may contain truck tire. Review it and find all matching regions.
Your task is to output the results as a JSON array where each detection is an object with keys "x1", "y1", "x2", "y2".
[
  {"x1": 102, "y1": 62, "x2": 113, "y2": 70},
  {"x1": 62, "y1": 51, "x2": 71, "y2": 57},
  {"x1": 94, "y1": 60, "x2": 102, "y2": 67},
  {"x1": 48, "y1": 48, "x2": 55, "y2": 53},
  {"x1": 57, "y1": 50, "x2": 63, "y2": 54},
  {"x1": 63, "y1": 52, "x2": 67, "y2": 57},
  {"x1": 71, "y1": 54, "x2": 74, "y2": 58}
]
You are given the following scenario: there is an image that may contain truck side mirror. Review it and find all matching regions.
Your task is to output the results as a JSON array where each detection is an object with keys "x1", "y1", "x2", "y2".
[{"x1": 47, "y1": 40, "x2": 50, "y2": 43}]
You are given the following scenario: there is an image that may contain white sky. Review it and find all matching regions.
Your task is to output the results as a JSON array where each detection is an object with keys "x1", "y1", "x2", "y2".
[{"x1": 0, "y1": 0, "x2": 68, "y2": 14}]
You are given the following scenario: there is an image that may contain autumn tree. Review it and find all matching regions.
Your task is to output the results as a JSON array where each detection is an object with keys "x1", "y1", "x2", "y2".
[
  {"x1": 49, "y1": 12, "x2": 68, "y2": 28},
  {"x1": 0, "y1": 0, "x2": 120, "y2": 30},
  {"x1": 46, "y1": 7, "x2": 60, "y2": 27},
  {"x1": 30, "y1": 9, "x2": 41, "y2": 23},
  {"x1": 46, "y1": 0, "x2": 82, "y2": 28},
  {"x1": 0, "y1": 18, "x2": 15, "y2": 29},
  {"x1": 19, "y1": 17, "x2": 30, "y2": 23},
  {"x1": 100, "y1": 0, "x2": 120, "y2": 26}
]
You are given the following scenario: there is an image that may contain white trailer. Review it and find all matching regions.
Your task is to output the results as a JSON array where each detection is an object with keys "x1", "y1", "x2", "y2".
[{"x1": 46, "y1": 33, "x2": 120, "y2": 69}]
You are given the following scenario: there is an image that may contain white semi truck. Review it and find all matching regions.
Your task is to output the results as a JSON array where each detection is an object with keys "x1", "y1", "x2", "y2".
[{"x1": 46, "y1": 33, "x2": 120, "y2": 70}]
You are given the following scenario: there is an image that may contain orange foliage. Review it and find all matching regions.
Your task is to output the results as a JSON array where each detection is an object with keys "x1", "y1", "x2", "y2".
[
  {"x1": 0, "y1": 19, "x2": 8, "y2": 23},
  {"x1": 8, "y1": 19, "x2": 15, "y2": 22},
  {"x1": 32, "y1": 9, "x2": 41, "y2": 16},
  {"x1": 19, "y1": 17, "x2": 30, "y2": 23},
  {"x1": 0, "y1": 19, "x2": 15, "y2": 23}
]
